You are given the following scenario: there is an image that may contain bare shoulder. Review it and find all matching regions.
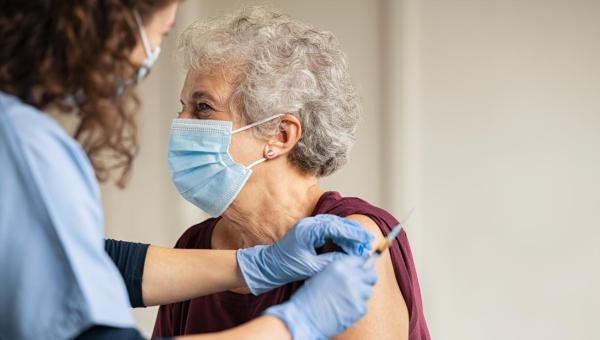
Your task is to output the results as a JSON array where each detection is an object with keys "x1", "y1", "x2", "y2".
[
  {"x1": 346, "y1": 214, "x2": 384, "y2": 239},
  {"x1": 336, "y1": 214, "x2": 409, "y2": 340}
]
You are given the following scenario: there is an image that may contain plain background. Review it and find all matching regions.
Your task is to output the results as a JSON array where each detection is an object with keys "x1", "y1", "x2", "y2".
[{"x1": 102, "y1": 0, "x2": 600, "y2": 338}]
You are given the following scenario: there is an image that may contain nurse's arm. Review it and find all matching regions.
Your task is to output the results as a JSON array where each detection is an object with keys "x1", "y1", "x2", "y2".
[
  {"x1": 77, "y1": 315, "x2": 290, "y2": 340},
  {"x1": 105, "y1": 240, "x2": 245, "y2": 307},
  {"x1": 142, "y1": 245, "x2": 245, "y2": 306}
]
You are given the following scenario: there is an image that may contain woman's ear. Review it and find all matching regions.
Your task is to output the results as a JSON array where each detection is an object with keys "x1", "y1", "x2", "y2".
[{"x1": 263, "y1": 114, "x2": 302, "y2": 159}]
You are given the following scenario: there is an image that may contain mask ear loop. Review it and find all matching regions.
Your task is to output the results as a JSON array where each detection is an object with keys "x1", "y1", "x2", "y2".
[
  {"x1": 246, "y1": 158, "x2": 267, "y2": 169},
  {"x1": 132, "y1": 9, "x2": 161, "y2": 84},
  {"x1": 133, "y1": 10, "x2": 153, "y2": 58},
  {"x1": 232, "y1": 114, "x2": 284, "y2": 134},
  {"x1": 233, "y1": 114, "x2": 285, "y2": 169}
]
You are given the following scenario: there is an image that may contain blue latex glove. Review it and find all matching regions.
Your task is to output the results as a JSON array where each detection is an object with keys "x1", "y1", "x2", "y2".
[
  {"x1": 236, "y1": 214, "x2": 373, "y2": 295},
  {"x1": 264, "y1": 255, "x2": 377, "y2": 340}
]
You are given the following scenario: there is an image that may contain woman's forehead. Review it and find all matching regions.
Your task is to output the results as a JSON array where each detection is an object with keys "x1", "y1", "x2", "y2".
[{"x1": 181, "y1": 68, "x2": 233, "y2": 102}]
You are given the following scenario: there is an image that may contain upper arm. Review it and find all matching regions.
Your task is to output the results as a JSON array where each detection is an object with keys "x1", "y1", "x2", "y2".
[{"x1": 333, "y1": 214, "x2": 409, "y2": 340}]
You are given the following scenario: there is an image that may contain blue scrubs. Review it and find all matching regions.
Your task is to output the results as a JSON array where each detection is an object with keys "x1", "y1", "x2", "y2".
[{"x1": 0, "y1": 91, "x2": 134, "y2": 339}]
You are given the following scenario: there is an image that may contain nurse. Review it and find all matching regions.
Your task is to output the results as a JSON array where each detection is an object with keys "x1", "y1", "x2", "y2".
[{"x1": 0, "y1": 1, "x2": 377, "y2": 340}]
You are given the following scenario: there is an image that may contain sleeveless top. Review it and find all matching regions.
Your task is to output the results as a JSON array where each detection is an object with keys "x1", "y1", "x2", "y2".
[{"x1": 153, "y1": 191, "x2": 430, "y2": 339}]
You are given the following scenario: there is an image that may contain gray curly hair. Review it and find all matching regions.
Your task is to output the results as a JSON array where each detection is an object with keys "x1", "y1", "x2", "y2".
[{"x1": 177, "y1": 6, "x2": 360, "y2": 177}]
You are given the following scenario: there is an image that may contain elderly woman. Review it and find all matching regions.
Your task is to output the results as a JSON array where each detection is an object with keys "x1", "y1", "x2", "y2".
[{"x1": 154, "y1": 7, "x2": 430, "y2": 340}]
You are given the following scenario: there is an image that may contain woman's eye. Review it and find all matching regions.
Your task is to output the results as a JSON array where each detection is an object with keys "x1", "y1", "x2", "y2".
[
  {"x1": 193, "y1": 102, "x2": 213, "y2": 118},
  {"x1": 195, "y1": 102, "x2": 211, "y2": 111}
]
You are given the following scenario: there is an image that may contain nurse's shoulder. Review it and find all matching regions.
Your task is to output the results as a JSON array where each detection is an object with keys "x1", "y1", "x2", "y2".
[
  {"x1": 0, "y1": 91, "x2": 101, "y2": 204},
  {"x1": 1, "y1": 91, "x2": 70, "y2": 136},
  {"x1": 0, "y1": 91, "x2": 134, "y2": 339},
  {"x1": 1, "y1": 92, "x2": 94, "y2": 175}
]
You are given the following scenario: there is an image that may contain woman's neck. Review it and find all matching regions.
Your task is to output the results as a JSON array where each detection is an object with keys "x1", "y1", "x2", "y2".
[{"x1": 212, "y1": 169, "x2": 323, "y2": 250}]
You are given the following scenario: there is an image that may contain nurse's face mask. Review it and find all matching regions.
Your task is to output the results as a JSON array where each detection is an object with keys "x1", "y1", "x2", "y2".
[
  {"x1": 167, "y1": 114, "x2": 283, "y2": 217},
  {"x1": 113, "y1": 10, "x2": 161, "y2": 96},
  {"x1": 64, "y1": 9, "x2": 163, "y2": 103}
]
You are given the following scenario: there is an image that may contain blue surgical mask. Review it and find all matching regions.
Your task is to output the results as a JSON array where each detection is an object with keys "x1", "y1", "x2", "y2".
[{"x1": 167, "y1": 114, "x2": 283, "y2": 217}]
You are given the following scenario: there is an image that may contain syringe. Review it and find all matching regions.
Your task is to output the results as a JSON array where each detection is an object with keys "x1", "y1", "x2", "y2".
[{"x1": 362, "y1": 208, "x2": 414, "y2": 268}]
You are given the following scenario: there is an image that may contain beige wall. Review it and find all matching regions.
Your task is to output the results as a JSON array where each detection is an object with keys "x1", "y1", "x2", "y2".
[
  {"x1": 103, "y1": 0, "x2": 600, "y2": 338},
  {"x1": 418, "y1": 1, "x2": 600, "y2": 339}
]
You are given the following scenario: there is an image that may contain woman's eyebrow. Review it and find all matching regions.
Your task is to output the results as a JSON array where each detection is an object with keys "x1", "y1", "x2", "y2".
[{"x1": 191, "y1": 91, "x2": 217, "y2": 103}]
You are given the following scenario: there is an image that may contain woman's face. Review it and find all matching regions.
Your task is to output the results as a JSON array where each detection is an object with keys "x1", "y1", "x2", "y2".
[
  {"x1": 178, "y1": 68, "x2": 270, "y2": 169},
  {"x1": 129, "y1": 2, "x2": 178, "y2": 68}
]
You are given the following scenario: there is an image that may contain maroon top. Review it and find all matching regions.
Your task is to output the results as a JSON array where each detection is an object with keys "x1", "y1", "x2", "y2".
[{"x1": 153, "y1": 192, "x2": 430, "y2": 339}]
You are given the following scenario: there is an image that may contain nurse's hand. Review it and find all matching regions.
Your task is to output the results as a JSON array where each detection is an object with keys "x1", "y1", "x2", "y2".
[
  {"x1": 264, "y1": 255, "x2": 377, "y2": 340},
  {"x1": 236, "y1": 214, "x2": 373, "y2": 295}
]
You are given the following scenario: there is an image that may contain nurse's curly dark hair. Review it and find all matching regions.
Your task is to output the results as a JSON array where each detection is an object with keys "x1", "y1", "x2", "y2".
[{"x1": 0, "y1": 0, "x2": 177, "y2": 187}]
